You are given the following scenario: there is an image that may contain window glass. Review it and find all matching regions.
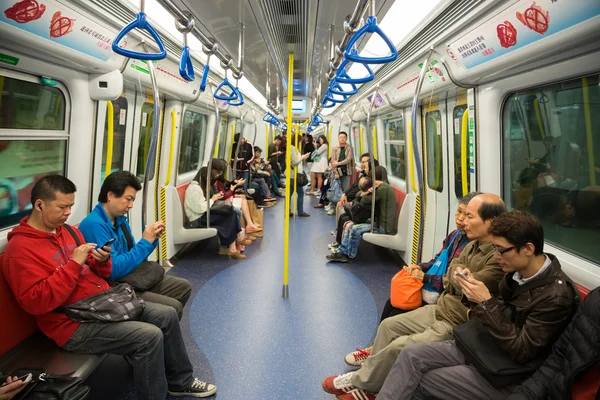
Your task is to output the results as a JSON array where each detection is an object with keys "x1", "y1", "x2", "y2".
[
  {"x1": 425, "y1": 110, "x2": 443, "y2": 192},
  {"x1": 453, "y1": 105, "x2": 470, "y2": 198},
  {"x1": 0, "y1": 76, "x2": 65, "y2": 130},
  {"x1": 101, "y1": 97, "x2": 128, "y2": 180},
  {"x1": 217, "y1": 117, "x2": 229, "y2": 160},
  {"x1": 0, "y1": 140, "x2": 67, "y2": 228},
  {"x1": 384, "y1": 116, "x2": 405, "y2": 179},
  {"x1": 503, "y1": 74, "x2": 600, "y2": 264},
  {"x1": 179, "y1": 110, "x2": 207, "y2": 174},
  {"x1": 136, "y1": 102, "x2": 155, "y2": 180}
]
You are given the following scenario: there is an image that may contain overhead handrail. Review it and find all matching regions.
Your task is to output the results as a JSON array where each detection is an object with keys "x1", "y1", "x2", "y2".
[
  {"x1": 344, "y1": 16, "x2": 398, "y2": 64},
  {"x1": 104, "y1": 101, "x2": 114, "y2": 179},
  {"x1": 176, "y1": 14, "x2": 195, "y2": 81},
  {"x1": 329, "y1": 78, "x2": 359, "y2": 96},
  {"x1": 228, "y1": 23, "x2": 245, "y2": 107},
  {"x1": 365, "y1": 86, "x2": 380, "y2": 233},
  {"x1": 112, "y1": 0, "x2": 167, "y2": 61},
  {"x1": 335, "y1": 50, "x2": 376, "y2": 84},
  {"x1": 164, "y1": 109, "x2": 177, "y2": 186}
]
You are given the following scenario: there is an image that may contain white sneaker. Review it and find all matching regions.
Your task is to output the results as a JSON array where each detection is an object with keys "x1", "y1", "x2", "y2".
[
  {"x1": 314, "y1": 190, "x2": 322, "y2": 196},
  {"x1": 330, "y1": 230, "x2": 337, "y2": 236},
  {"x1": 327, "y1": 208, "x2": 336, "y2": 215},
  {"x1": 344, "y1": 348, "x2": 371, "y2": 367}
]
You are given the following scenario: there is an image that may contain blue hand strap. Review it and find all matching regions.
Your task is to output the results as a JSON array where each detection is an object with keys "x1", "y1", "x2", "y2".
[
  {"x1": 313, "y1": 114, "x2": 324, "y2": 125},
  {"x1": 199, "y1": 65, "x2": 210, "y2": 91},
  {"x1": 262, "y1": 113, "x2": 280, "y2": 125},
  {"x1": 228, "y1": 87, "x2": 244, "y2": 106},
  {"x1": 322, "y1": 98, "x2": 336, "y2": 108},
  {"x1": 329, "y1": 79, "x2": 358, "y2": 96},
  {"x1": 214, "y1": 78, "x2": 239, "y2": 101},
  {"x1": 325, "y1": 89, "x2": 348, "y2": 104},
  {"x1": 336, "y1": 51, "x2": 375, "y2": 84},
  {"x1": 179, "y1": 46, "x2": 194, "y2": 81},
  {"x1": 344, "y1": 16, "x2": 398, "y2": 64},
  {"x1": 112, "y1": 12, "x2": 167, "y2": 60}
]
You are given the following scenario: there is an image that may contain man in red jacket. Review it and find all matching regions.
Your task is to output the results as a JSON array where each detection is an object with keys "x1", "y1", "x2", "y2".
[{"x1": 2, "y1": 175, "x2": 216, "y2": 399}]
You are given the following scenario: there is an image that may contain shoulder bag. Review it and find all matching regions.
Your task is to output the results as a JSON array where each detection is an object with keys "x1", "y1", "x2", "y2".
[
  {"x1": 211, "y1": 200, "x2": 235, "y2": 216},
  {"x1": 12, "y1": 368, "x2": 89, "y2": 400},
  {"x1": 343, "y1": 202, "x2": 370, "y2": 224},
  {"x1": 295, "y1": 171, "x2": 309, "y2": 188}
]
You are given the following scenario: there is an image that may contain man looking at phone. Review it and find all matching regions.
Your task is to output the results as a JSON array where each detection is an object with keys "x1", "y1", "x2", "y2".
[
  {"x1": 376, "y1": 211, "x2": 577, "y2": 400},
  {"x1": 3, "y1": 175, "x2": 217, "y2": 398},
  {"x1": 79, "y1": 171, "x2": 191, "y2": 319},
  {"x1": 322, "y1": 193, "x2": 507, "y2": 400}
]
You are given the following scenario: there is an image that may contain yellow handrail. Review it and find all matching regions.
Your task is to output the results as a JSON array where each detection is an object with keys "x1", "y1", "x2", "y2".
[
  {"x1": 582, "y1": 77, "x2": 595, "y2": 185},
  {"x1": 213, "y1": 119, "x2": 222, "y2": 159},
  {"x1": 533, "y1": 98, "x2": 545, "y2": 140},
  {"x1": 227, "y1": 123, "x2": 236, "y2": 165},
  {"x1": 359, "y1": 126, "x2": 364, "y2": 156},
  {"x1": 372, "y1": 125, "x2": 378, "y2": 160},
  {"x1": 164, "y1": 109, "x2": 177, "y2": 186},
  {"x1": 461, "y1": 110, "x2": 469, "y2": 197},
  {"x1": 265, "y1": 124, "x2": 269, "y2": 158},
  {"x1": 104, "y1": 101, "x2": 114, "y2": 179},
  {"x1": 328, "y1": 124, "x2": 332, "y2": 158},
  {"x1": 283, "y1": 52, "x2": 294, "y2": 297}
]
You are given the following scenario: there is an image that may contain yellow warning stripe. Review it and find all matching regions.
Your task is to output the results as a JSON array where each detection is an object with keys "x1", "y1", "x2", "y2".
[
  {"x1": 160, "y1": 187, "x2": 168, "y2": 261},
  {"x1": 411, "y1": 195, "x2": 421, "y2": 265}
]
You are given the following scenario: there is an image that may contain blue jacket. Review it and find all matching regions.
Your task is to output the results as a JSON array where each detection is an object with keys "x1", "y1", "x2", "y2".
[{"x1": 79, "y1": 203, "x2": 157, "y2": 279}]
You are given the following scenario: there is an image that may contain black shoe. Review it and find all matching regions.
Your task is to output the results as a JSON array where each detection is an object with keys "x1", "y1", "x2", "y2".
[
  {"x1": 298, "y1": 212, "x2": 310, "y2": 217},
  {"x1": 168, "y1": 378, "x2": 217, "y2": 398},
  {"x1": 326, "y1": 252, "x2": 350, "y2": 263}
]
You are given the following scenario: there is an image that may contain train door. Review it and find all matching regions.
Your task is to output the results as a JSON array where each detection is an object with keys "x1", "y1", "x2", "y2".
[{"x1": 421, "y1": 98, "x2": 450, "y2": 261}]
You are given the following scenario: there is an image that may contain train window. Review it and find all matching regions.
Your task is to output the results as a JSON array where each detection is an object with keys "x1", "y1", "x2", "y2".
[
  {"x1": 179, "y1": 110, "x2": 207, "y2": 174},
  {"x1": 101, "y1": 97, "x2": 128, "y2": 179},
  {"x1": 425, "y1": 110, "x2": 443, "y2": 192},
  {"x1": 502, "y1": 73, "x2": 600, "y2": 265},
  {"x1": 217, "y1": 118, "x2": 229, "y2": 160},
  {"x1": 0, "y1": 140, "x2": 66, "y2": 229},
  {"x1": 0, "y1": 76, "x2": 65, "y2": 130},
  {"x1": 384, "y1": 116, "x2": 405, "y2": 179},
  {"x1": 453, "y1": 105, "x2": 470, "y2": 198},
  {"x1": 136, "y1": 102, "x2": 155, "y2": 180}
]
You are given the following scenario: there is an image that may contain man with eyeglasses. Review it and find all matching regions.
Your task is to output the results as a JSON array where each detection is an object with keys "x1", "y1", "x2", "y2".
[
  {"x1": 376, "y1": 210, "x2": 578, "y2": 400},
  {"x1": 322, "y1": 194, "x2": 507, "y2": 400}
]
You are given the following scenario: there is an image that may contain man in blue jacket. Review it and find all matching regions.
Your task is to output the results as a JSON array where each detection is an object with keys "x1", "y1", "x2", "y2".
[{"x1": 79, "y1": 171, "x2": 192, "y2": 319}]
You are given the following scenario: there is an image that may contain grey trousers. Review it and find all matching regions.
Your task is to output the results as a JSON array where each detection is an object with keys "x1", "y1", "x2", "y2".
[
  {"x1": 377, "y1": 340, "x2": 514, "y2": 400},
  {"x1": 138, "y1": 275, "x2": 192, "y2": 320},
  {"x1": 352, "y1": 305, "x2": 454, "y2": 393},
  {"x1": 62, "y1": 302, "x2": 195, "y2": 400}
]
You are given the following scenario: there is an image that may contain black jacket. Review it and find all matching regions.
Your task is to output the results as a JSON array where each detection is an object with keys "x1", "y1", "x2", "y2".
[{"x1": 507, "y1": 286, "x2": 600, "y2": 399}]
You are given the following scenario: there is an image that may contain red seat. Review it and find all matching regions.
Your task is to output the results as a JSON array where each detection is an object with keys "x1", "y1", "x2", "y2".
[
  {"x1": 391, "y1": 187, "x2": 407, "y2": 223},
  {"x1": 177, "y1": 182, "x2": 191, "y2": 225}
]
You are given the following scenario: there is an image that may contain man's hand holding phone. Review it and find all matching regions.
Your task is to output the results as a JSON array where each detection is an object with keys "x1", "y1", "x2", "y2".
[
  {"x1": 454, "y1": 267, "x2": 492, "y2": 303},
  {"x1": 143, "y1": 221, "x2": 165, "y2": 242},
  {"x1": 0, "y1": 374, "x2": 31, "y2": 399},
  {"x1": 91, "y1": 238, "x2": 113, "y2": 263}
]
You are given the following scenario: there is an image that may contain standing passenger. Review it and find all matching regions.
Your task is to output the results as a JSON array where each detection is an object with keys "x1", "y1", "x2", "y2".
[{"x1": 330, "y1": 132, "x2": 354, "y2": 190}]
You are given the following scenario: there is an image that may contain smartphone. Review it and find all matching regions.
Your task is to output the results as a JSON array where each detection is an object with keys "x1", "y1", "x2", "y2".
[
  {"x1": 1, "y1": 373, "x2": 32, "y2": 386},
  {"x1": 455, "y1": 271, "x2": 469, "y2": 281},
  {"x1": 99, "y1": 237, "x2": 116, "y2": 249}
]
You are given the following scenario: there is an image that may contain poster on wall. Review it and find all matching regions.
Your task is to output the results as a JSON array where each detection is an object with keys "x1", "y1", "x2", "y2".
[
  {"x1": 447, "y1": 0, "x2": 600, "y2": 70},
  {"x1": 1, "y1": 0, "x2": 122, "y2": 61}
]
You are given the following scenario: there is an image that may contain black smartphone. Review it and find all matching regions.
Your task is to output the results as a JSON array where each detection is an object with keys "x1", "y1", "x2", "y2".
[
  {"x1": 99, "y1": 238, "x2": 116, "y2": 249},
  {"x1": 455, "y1": 271, "x2": 469, "y2": 281},
  {"x1": 1, "y1": 373, "x2": 32, "y2": 386}
]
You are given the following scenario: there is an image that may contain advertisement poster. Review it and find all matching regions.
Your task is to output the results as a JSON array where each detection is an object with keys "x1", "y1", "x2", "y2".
[
  {"x1": 448, "y1": 0, "x2": 600, "y2": 70},
  {"x1": 1, "y1": 0, "x2": 121, "y2": 61}
]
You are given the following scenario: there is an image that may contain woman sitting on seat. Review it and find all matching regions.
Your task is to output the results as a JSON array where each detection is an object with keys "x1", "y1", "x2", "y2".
[{"x1": 184, "y1": 166, "x2": 247, "y2": 260}]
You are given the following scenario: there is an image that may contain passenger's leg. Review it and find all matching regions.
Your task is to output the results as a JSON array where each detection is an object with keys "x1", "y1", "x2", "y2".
[
  {"x1": 316, "y1": 173, "x2": 323, "y2": 191},
  {"x1": 296, "y1": 184, "x2": 305, "y2": 214},
  {"x1": 138, "y1": 275, "x2": 192, "y2": 320},
  {"x1": 241, "y1": 171, "x2": 249, "y2": 189},
  {"x1": 236, "y1": 196, "x2": 257, "y2": 229},
  {"x1": 337, "y1": 223, "x2": 371, "y2": 258},
  {"x1": 308, "y1": 172, "x2": 316, "y2": 193},
  {"x1": 351, "y1": 305, "x2": 454, "y2": 393},
  {"x1": 336, "y1": 214, "x2": 351, "y2": 244},
  {"x1": 380, "y1": 298, "x2": 414, "y2": 323}
]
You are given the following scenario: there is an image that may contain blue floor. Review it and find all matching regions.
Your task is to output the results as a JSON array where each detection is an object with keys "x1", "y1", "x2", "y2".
[{"x1": 87, "y1": 194, "x2": 402, "y2": 399}]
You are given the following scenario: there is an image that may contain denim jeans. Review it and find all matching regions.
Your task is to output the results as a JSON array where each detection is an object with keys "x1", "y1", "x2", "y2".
[
  {"x1": 62, "y1": 302, "x2": 194, "y2": 400},
  {"x1": 237, "y1": 170, "x2": 249, "y2": 189},
  {"x1": 291, "y1": 183, "x2": 304, "y2": 214},
  {"x1": 337, "y1": 222, "x2": 383, "y2": 258}
]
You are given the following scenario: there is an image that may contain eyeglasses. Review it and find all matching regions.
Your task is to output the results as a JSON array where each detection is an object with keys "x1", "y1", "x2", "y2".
[{"x1": 491, "y1": 244, "x2": 517, "y2": 255}]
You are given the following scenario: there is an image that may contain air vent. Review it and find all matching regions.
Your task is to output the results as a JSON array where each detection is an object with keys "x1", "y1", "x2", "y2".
[{"x1": 277, "y1": 0, "x2": 299, "y2": 15}]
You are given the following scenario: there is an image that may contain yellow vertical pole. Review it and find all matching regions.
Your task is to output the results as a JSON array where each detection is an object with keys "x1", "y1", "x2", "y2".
[
  {"x1": 372, "y1": 125, "x2": 378, "y2": 160},
  {"x1": 265, "y1": 124, "x2": 270, "y2": 158},
  {"x1": 283, "y1": 53, "x2": 294, "y2": 298},
  {"x1": 359, "y1": 126, "x2": 364, "y2": 156},
  {"x1": 328, "y1": 124, "x2": 333, "y2": 158},
  {"x1": 213, "y1": 121, "x2": 221, "y2": 158},
  {"x1": 582, "y1": 78, "x2": 596, "y2": 186},
  {"x1": 105, "y1": 101, "x2": 114, "y2": 179},
  {"x1": 461, "y1": 110, "x2": 469, "y2": 196}
]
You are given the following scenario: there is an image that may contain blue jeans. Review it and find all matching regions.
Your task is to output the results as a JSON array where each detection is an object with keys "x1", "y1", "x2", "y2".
[
  {"x1": 337, "y1": 222, "x2": 383, "y2": 258},
  {"x1": 237, "y1": 170, "x2": 249, "y2": 189},
  {"x1": 62, "y1": 302, "x2": 195, "y2": 400},
  {"x1": 291, "y1": 183, "x2": 304, "y2": 214}
]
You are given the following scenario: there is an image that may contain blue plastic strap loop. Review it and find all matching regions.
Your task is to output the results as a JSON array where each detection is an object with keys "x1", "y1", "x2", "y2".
[
  {"x1": 344, "y1": 16, "x2": 398, "y2": 64},
  {"x1": 214, "y1": 78, "x2": 239, "y2": 101},
  {"x1": 325, "y1": 90, "x2": 348, "y2": 104},
  {"x1": 112, "y1": 12, "x2": 167, "y2": 60},
  {"x1": 179, "y1": 46, "x2": 194, "y2": 81},
  {"x1": 228, "y1": 87, "x2": 244, "y2": 106},
  {"x1": 335, "y1": 51, "x2": 375, "y2": 84},
  {"x1": 314, "y1": 114, "x2": 324, "y2": 124},
  {"x1": 329, "y1": 79, "x2": 358, "y2": 96},
  {"x1": 322, "y1": 98, "x2": 336, "y2": 108},
  {"x1": 199, "y1": 65, "x2": 209, "y2": 91}
]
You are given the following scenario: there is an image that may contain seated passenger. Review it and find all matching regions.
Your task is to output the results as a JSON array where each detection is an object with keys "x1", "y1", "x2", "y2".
[
  {"x1": 377, "y1": 211, "x2": 578, "y2": 400},
  {"x1": 79, "y1": 171, "x2": 192, "y2": 319},
  {"x1": 252, "y1": 147, "x2": 282, "y2": 197},
  {"x1": 2, "y1": 175, "x2": 216, "y2": 399},
  {"x1": 322, "y1": 193, "x2": 506, "y2": 399},
  {"x1": 230, "y1": 133, "x2": 253, "y2": 187},
  {"x1": 185, "y1": 167, "x2": 247, "y2": 260},
  {"x1": 326, "y1": 167, "x2": 396, "y2": 263},
  {"x1": 507, "y1": 286, "x2": 599, "y2": 400}
]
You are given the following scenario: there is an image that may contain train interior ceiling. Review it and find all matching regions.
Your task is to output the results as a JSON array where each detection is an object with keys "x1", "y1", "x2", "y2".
[{"x1": 0, "y1": 0, "x2": 600, "y2": 398}]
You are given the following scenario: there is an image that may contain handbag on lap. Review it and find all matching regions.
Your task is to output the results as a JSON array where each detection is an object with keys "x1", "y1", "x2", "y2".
[
  {"x1": 12, "y1": 368, "x2": 89, "y2": 400},
  {"x1": 389, "y1": 269, "x2": 423, "y2": 310},
  {"x1": 421, "y1": 231, "x2": 461, "y2": 304}
]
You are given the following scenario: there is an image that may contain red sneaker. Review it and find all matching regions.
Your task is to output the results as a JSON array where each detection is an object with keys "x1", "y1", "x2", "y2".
[
  {"x1": 336, "y1": 388, "x2": 377, "y2": 400},
  {"x1": 322, "y1": 372, "x2": 356, "y2": 395}
]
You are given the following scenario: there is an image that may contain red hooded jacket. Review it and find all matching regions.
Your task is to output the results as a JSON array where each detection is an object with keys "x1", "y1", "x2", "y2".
[{"x1": 2, "y1": 217, "x2": 112, "y2": 346}]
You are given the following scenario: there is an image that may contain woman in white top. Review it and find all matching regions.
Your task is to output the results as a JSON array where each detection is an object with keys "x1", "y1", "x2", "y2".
[
  {"x1": 289, "y1": 132, "x2": 311, "y2": 217},
  {"x1": 308, "y1": 135, "x2": 329, "y2": 196}
]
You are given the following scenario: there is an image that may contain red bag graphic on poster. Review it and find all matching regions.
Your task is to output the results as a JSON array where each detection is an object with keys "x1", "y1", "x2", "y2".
[
  {"x1": 497, "y1": 21, "x2": 517, "y2": 48},
  {"x1": 50, "y1": 11, "x2": 75, "y2": 38},
  {"x1": 4, "y1": 0, "x2": 46, "y2": 23},
  {"x1": 516, "y1": 2, "x2": 550, "y2": 35}
]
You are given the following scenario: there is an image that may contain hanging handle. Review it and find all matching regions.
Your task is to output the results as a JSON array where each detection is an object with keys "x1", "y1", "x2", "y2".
[
  {"x1": 329, "y1": 79, "x2": 358, "y2": 96},
  {"x1": 344, "y1": 16, "x2": 398, "y2": 64},
  {"x1": 199, "y1": 64, "x2": 210, "y2": 91},
  {"x1": 214, "y1": 78, "x2": 239, "y2": 101},
  {"x1": 335, "y1": 51, "x2": 376, "y2": 84},
  {"x1": 112, "y1": 12, "x2": 167, "y2": 60},
  {"x1": 228, "y1": 87, "x2": 244, "y2": 106},
  {"x1": 322, "y1": 98, "x2": 336, "y2": 108},
  {"x1": 179, "y1": 46, "x2": 195, "y2": 81}
]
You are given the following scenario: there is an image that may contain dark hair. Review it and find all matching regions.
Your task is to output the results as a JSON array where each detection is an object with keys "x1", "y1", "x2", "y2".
[
  {"x1": 374, "y1": 166, "x2": 388, "y2": 182},
  {"x1": 274, "y1": 135, "x2": 282, "y2": 141},
  {"x1": 360, "y1": 153, "x2": 371, "y2": 161},
  {"x1": 477, "y1": 196, "x2": 507, "y2": 221},
  {"x1": 359, "y1": 176, "x2": 373, "y2": 191},
  {"x1": 197, "y1": 167, "x2": 210, "y2": 198},
  {"x1": 490, "y1": 211, "x2": 544, "y2": 255},
  {"x1": 318, "y1": 135, "x2": 329, "y2": 145},
  {"x1": 98, "y1": 171, "x2": 141, "y2": 202},
  {"x1": 459, "y1": 191, "x2": 482, "y2": 206},
  {"x1": 254, "y1": 146, "x2": 262, "y2": 153},
  {"x1": 234, "y1": 133, "x2": 241, "y2": 143},
  {"x1": 338, "y1": 131, "x2": 348, "y2": 138},
  {"x1": 31, "y1": 175, "x2": 76, "y2": 206}
]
